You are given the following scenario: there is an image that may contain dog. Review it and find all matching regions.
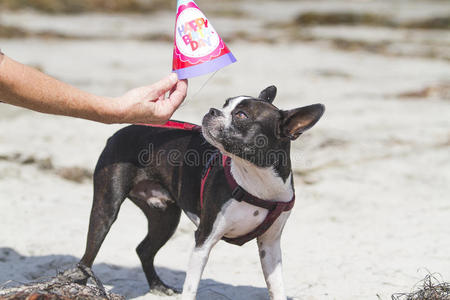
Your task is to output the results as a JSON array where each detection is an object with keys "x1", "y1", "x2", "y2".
[{"x1": 77, "y1": 86, "x2": 325, "y2": 300}]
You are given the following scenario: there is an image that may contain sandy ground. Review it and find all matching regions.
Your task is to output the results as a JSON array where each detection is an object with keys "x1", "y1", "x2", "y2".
[{"x1": 1, "y1": 1, "x2": 450, "y2": 299}]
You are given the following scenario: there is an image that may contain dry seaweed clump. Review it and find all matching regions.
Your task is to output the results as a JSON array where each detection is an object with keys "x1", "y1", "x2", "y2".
[
  {"x1": 0, "y1": 153, "x2": 92, "y2": 183},
  {"x1": 403, "y1": 16, "x2": 450, "y2": 30},
  {"x1": 0, "y1": 285, "x2": 123, "y2": 300},
  {"x1": 397, "y1": 83, "x2": 450, "y2": 100},
  {"x1": 289, "y1": 12, "x2": 450, "y2": 30},
  {"x1": 392, "y1": 273, "x2": 450, "y2": 300},
  {"x1": 0, "y1": 25, "x2": 29, "y2": 38},
  {"x1": 56, "y1": 167, "x2": 92, "y2": 183},
  {"x1": 0, "y1": 0, "x2": 173, "y2": 14},
  {"x1": 294, "y1": 12, "x2": 394, "y2": 27},
  {"x1": 0, "y1": 266, "x2": 124, "y2": 300}
]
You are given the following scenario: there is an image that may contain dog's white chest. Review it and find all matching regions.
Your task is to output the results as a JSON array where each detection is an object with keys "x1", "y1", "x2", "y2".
[
  {"x1": 219, "y1": 161, "x2": 294, "y2": 238},
  {"x1": 222, "y1": 200, "x2": 269, "y2": 238}
]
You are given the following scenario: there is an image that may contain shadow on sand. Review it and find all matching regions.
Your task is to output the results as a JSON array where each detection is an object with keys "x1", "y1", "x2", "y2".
[{"x1": 0, "y1": 247, "x2": 293, "y2": 300}]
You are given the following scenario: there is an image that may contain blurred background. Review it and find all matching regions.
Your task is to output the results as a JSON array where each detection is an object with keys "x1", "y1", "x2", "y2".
[{"x1": 0, "y1": 0, "x2": 449, "y2": 299}]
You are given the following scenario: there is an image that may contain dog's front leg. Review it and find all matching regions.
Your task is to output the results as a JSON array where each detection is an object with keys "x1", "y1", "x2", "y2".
[
  {"x1": 257, "y1": 212, "x2": 290, "y2": 300},
  {"x1": 181, "y1": 242, "x2": 215, "y2": 300},
  {"x1": 182, "y1": 212, "x2": 229, "y2": 300}
]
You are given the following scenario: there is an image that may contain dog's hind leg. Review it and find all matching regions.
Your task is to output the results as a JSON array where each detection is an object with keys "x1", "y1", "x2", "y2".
[
  {"x1": 129, "y1": 180, "x2": 182, "y2": 295},
  {"x1": 79, "y1": 164, "x2": 135, "y2": 270}
]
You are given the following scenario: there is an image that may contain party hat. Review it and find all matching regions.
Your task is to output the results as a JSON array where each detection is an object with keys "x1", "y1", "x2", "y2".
[{"x1": 172, "y1": 0, "x2": 236, "y2": 79}]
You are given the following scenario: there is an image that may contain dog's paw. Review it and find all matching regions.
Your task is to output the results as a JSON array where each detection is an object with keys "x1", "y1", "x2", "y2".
[
  {"x1": 149, "y1": 281, "x2": 181, "y2": 296},
  {"x1": 58, "y1": 266, "x2": 89, "y2": 285}
]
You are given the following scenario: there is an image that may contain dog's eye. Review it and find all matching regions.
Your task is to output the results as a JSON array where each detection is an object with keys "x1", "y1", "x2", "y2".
[{"x1": 235, "y1": 111, "x2": 248, "y2": 119}]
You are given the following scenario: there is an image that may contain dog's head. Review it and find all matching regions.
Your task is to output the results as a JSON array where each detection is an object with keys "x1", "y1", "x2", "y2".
[{"x1": 202, "y1": 86, "x2": 325, "y2": 168}]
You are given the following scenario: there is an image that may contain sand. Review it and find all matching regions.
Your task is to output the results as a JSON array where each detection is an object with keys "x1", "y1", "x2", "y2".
[{"x1": 1, "y1": 1, "x2": 450, "y2": 299}]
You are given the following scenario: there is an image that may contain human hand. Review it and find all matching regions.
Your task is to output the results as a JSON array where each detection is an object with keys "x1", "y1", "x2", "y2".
[{"x1": 111, "y1": 73, "x2": 188, "y2": 124}]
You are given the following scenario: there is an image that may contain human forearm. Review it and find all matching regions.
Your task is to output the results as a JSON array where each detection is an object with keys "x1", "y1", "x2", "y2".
[
  {"x1": 0, "y1": 55, "x2": 116, "y2": 123},
  {"x1": 0, "y1": 54, "x2": 187, "y2": 124}
]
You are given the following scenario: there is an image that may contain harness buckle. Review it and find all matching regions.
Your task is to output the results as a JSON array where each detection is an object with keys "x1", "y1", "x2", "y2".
[{"x1": 232, "y1": 186, "x2": 245, "y2": 201}]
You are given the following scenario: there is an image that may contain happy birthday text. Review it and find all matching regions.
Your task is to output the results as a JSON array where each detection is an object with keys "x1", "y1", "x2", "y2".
[{"x1": 177, "y1": 17, "x2": 213, "y2": 51}]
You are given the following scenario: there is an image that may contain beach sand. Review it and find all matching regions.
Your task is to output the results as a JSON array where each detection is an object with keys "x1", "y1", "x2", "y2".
[{"x1": 1, "y1": 1, "x2": 450, "y2": 299}]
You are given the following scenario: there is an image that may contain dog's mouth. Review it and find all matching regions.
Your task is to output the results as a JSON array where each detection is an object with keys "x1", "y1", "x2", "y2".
[
  {"x1": 201, "y1": 116, "x2": 227, "y2": 152},
  {"x1": 201, "y1": 125, "x2": 220, "y2": 147}
]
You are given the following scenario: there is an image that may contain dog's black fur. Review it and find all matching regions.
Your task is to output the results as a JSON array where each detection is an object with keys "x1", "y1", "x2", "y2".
[{"x1": 78, "y1": 86, "x2": 325, "y2": 296}]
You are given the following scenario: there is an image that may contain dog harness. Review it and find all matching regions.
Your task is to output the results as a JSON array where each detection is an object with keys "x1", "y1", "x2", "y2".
[
  {"x1": 201, "y1": 154, "x2": 295, "y2": 246},
  {"x1": 143, "y1": 121, "x2": 295, "y2": 246},
  {"x1": 146, "y1": 120, "x2": 202, "y2": 131}
]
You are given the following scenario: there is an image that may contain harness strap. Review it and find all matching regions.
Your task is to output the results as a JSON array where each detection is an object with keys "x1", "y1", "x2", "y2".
[
  {"x1": 200, "y1": 152, "x2": 219, "y2": 208},
  {"x1": 222, "y1": 198, "x2": 295, "y2": 246},
  {"x1": 221, "y1": 156, "x2": 295, "y2": 246},
  {"x1": 140, "y1": 120, "x2": 201, "y2": 131},
  {"x1": 222, "y1": 156, "x2": 293, "y2": 211}
]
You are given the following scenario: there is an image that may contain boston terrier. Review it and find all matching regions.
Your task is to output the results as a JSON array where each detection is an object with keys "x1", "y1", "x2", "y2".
[{"x1": 77, "y1": 86, "x2": 325, "y2": 300}]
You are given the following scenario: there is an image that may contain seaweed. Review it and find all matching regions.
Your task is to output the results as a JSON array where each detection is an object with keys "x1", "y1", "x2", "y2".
[
  {"x1": 294, "y1": 12, "x2": 394, "y2": 27},
  {"x1": 286, "y1": 11, "x2": 450, "y2": 30},
  {"x1": 392, "y1": 273, "x2": 450, "y2": 300},
  {"x1": 0, "y1": 0, "x2": 174, "y2": 14}
]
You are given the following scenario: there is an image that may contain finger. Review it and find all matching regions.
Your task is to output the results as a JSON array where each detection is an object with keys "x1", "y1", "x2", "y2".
[
  {"x1": 151, "y1": 73, "x2": 178, "y2": 96},
  {"x1": 169, "y1": 78, "x2": 186, "y2": 96},
  {"x1": 169, "y1": 85, "x2": 176, "y2": 97},
  {"x1": 168, "y1": 79, "x2": 188, "y2": 109},
  {"x1": 150, "y1": 80, "x2": 187, "y2": 121},
  {"x1": 142, "y1": 78, "x2": 187, "y2": 123}
]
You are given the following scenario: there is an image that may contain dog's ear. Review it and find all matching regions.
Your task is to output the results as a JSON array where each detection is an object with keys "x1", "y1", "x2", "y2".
[
  {"x1": 279, "y1": 104, "x2": 325, "y2": 140},
  {"x1": 258, "y1": 85, "x2": 277, "y2": 103}
]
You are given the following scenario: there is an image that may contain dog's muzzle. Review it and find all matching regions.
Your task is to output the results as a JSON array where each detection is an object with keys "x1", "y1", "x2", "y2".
[{"x1": 208, "y1": 108, "x2": 223, "y2": 117}]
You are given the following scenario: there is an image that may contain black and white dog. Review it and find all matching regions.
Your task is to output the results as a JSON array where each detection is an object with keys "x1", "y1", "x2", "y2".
[{"x1": 77, "y1": 86, "x2": 324, "y2": 300}]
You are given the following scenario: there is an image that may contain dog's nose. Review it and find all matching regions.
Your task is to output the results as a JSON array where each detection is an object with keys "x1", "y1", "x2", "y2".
[{"x1": 209, "y1": 108, "x2": 221, "y2": 117}]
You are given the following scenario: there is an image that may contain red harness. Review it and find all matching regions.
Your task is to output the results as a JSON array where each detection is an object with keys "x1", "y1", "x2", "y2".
[
  {"x1": 201, "y1": 154, "x2": 295, "y2": 246},
  {"x1": 144, "y1": 121, "x2": 295, "y2": 246},
  {"x1": 145, "y1": 120, "x2": 202, "y2": 131}
]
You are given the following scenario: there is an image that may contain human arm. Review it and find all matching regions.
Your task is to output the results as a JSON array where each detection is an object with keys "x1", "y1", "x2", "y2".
[{"x1": 0, "y1": 53, "x2": 187, "y2": 124}]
